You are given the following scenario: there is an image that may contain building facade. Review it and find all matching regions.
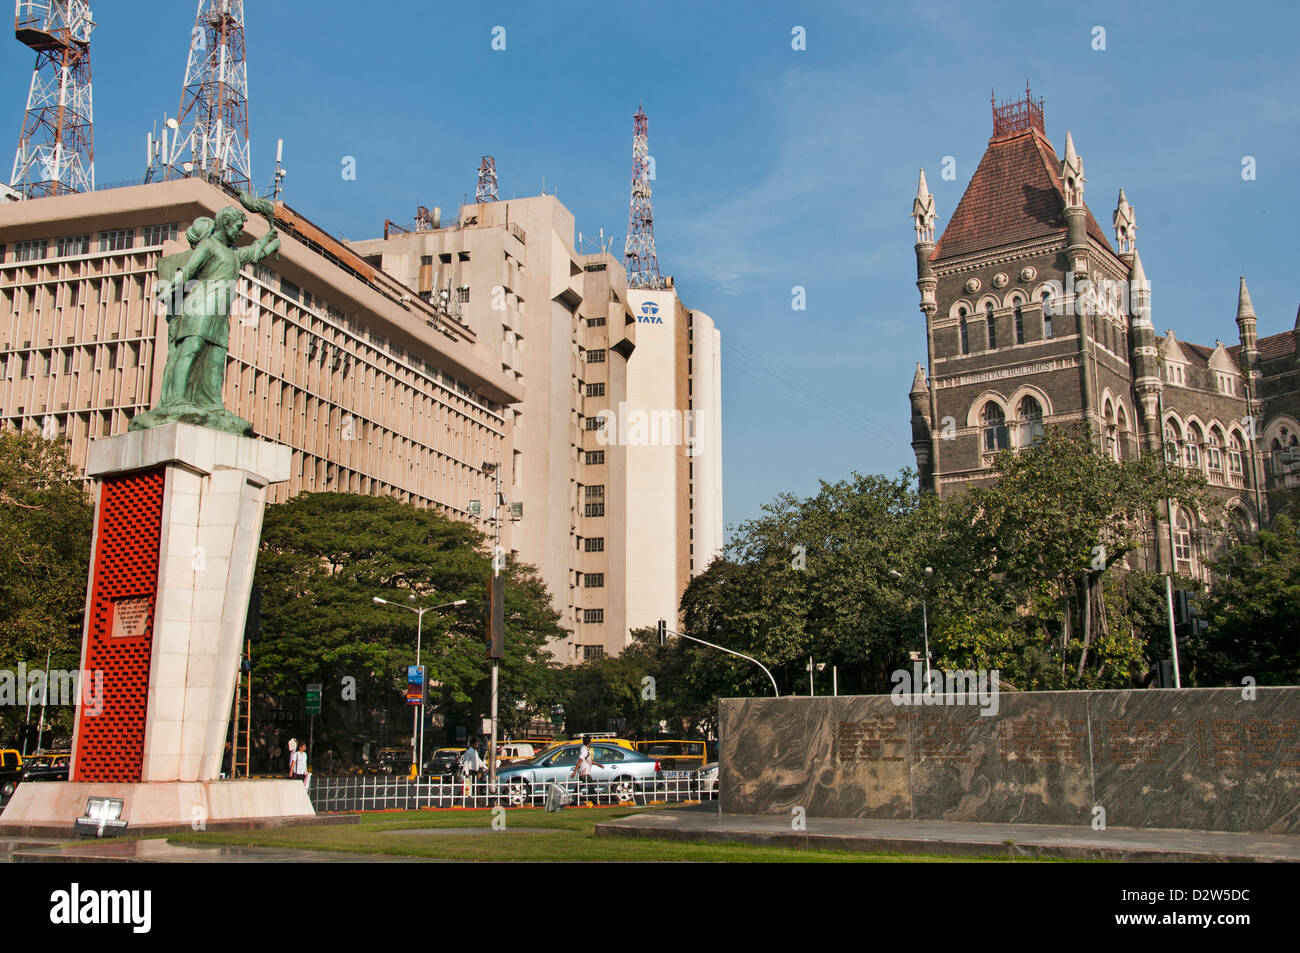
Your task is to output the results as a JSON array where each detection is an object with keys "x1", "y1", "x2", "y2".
[
  {"x1": 350, "y1": 195, "x2": 722, "y2": 659},
  {"x1": 622, "y1": 286, "x2": 723, "y2": 634},
  {"x1": 0, "y1": 176, "x2": 522, "y2": 544},
  {"x1": 908, "y1": 92, "x2": 1299, "y2": 581}
]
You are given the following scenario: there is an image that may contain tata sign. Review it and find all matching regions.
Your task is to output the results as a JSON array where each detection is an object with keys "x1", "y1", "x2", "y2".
[{"x1": 637, "y1": 301, "x2": 664, "y2": 324}]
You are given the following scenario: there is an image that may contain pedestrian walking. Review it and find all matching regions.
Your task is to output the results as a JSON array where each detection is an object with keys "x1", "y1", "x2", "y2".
[{"x1": 570, "y1": 735, "x2": 605, "y2": 804}]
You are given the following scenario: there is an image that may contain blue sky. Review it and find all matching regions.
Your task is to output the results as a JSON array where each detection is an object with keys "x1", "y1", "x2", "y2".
[{"x1": 6, "y1": 0, "x2": 1298, "y2": 534}]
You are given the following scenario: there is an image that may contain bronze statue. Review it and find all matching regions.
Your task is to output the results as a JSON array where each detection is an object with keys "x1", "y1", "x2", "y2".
[{"x1": 130, "y1": 193, "x2": 281, "y2": 436}]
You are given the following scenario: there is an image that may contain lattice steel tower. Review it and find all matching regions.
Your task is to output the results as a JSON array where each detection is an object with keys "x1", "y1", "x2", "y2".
[
  {"x1": 476, "y1": 155, "x2": 498, "y2": 203},
  {"x1": 624, "y1": 105, "x2": 664, "y2": 290},
  {"x1": 166, "y1": 0, "x2": 251, "y2": 190},
  {"x1": 11, "y1": 1, "x2": 95, "y2": 197}
]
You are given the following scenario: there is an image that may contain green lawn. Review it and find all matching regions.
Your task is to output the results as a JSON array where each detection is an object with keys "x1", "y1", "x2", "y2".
[{"x1": 166, "y1": 805, "x2": 1067, "y2": 862}]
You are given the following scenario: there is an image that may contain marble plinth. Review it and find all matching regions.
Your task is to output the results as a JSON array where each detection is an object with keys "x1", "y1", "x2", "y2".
[
  {"x1": 720, "y1": 687, "x2": 1300, "y2": 834},
  {"x1": 71, "y1": 423, "x2": 291, "y2": 784},
  {"x1": 0, "y1": 779, "x2": 314, "y2": 835}
]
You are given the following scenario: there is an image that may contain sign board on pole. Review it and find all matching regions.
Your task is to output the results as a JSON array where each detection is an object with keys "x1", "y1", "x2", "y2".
[
  {"x1": 305, "y1": 683, "x2": 322, "y2": 715},
  {"x1": 406, "y1": 665, "x2": 425, "y2": 706}
]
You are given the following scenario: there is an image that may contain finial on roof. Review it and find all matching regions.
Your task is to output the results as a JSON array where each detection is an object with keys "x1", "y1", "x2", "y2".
[
  {"x1": 1237, "y1": 276, "x2": 1256, "y2": 321},
  {"x1": 910, "y1": 362, "x2": 929, "y2": 395}
]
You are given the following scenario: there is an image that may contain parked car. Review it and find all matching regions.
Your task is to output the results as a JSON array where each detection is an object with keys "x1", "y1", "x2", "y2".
[
  {"x1": 376, "y1": 746, "x2": 412, "y2": 775},
  {"x1": 424, "y1": 747, "x2": 464, "y2": 781},
  {"x1": 21, "y1": 751, "x2": 70, "y2": 783},
  {"x1": 494, "y1": 742, "x2": 537, "y2": 767},
  {"x1": 695, "y1": 762, "x2": 719, "y2": 798},
  {"x1": 635, "y1": 739, "x2": 708, "y2": 773},
  {"x1": 495, "y1": 742, "x2": 661, "y2": 807},
  {"x1": 0, "y1": 749, "x2": 24, "y2": 804}
]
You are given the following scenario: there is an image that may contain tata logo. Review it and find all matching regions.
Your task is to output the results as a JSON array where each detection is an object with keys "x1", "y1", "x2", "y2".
[{"x1": 638, "y1": 301, "x2": 663, "y2": 324}]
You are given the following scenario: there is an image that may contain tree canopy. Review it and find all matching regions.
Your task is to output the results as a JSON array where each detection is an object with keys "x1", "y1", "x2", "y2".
[
  {"x1": 253, "y1": 492, "x2": 564, "y2": 758},
  {"x1": 0, "y1": 429, "x2": 93, "y2": 747}
]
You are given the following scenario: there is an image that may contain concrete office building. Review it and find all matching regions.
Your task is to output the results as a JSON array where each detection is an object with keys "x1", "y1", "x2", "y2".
[
  {"x1": 352, "y1": 195, "x2": 723, "y2": 658},
  {"x1": 0, "y1": 178, "x2": 521, "y2": 552},
  {"x1": 623, "y1": 286, "x2": 723, "y2": 634}
]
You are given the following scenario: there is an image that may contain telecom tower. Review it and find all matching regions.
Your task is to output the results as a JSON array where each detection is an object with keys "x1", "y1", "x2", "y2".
[
  {"x1": 624, "y1": 105, "x2": 664, "y2": 290},
  {"x1": 164, "y1": 0, "x2": 251, "y2": 191},
  {"x1": 476, "y1": 155, "x2": 498, "y2": 203},
  {"x1": 11, "y1": 1, "x2": 95, "y2": 197}
]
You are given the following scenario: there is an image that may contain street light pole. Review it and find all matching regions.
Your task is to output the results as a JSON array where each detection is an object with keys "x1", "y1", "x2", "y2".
[
  {"x1": 373, "y1": 596, "x2": 467, "y2": 777},
  {"x1": 891, "y1": 567, "x2": 934, "y2": 683}
]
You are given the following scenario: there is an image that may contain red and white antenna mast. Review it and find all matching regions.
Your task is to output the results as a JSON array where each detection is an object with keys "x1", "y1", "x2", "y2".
[
  {"x1": 476, "y1": 155, "x2": 498, "y2": 203},
  {"x1": 624, "y1": 104, "x2": 664, "y2": 290},
  {"x1": 164, "y1": 0, "x2": 251, "y2": 190},
  {"x1": 11, "y1": 0, "x2": 95, "y2": 197}
]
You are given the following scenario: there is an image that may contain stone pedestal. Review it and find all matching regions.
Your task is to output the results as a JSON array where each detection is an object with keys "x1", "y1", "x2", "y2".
[{"x1": 0, "y1": 423, "x2": 315, "y2": 833}]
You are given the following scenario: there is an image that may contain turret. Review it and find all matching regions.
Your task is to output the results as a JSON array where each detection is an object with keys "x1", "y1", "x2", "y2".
[
  {"x1": 1127, "y1": 250, "x2": 1162, "y2": 452},
  {"x1": 1061, "y1": 131, "x2": 1088, "y2": 271},
  {"x1": 1236, "y1": 276, "x2": 1262, "y2": 411},
  {"x1": 909, "y1": 363, "x2": 933, "y2": 487},
  {"x1": 912, "y1": 168, "x2": 937, "y2": 311},
  {"x1": 1113, "y1": 188, "x2": 1136, "y2": 256}
]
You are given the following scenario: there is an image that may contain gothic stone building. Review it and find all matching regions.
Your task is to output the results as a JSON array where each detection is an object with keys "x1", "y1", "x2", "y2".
[{"x1": 907, "y1": 91, "x2": 1300, "y2": 582}]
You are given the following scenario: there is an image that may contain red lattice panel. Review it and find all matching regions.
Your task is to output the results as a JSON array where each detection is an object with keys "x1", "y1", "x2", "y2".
[{"x1": 72, "y1": 467, "x2": 166, "y2": 782}]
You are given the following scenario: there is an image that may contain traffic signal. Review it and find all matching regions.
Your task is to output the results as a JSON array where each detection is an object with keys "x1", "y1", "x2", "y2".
[
  {"x1": 486, "y1": 576, "x2": 505, "y2": 659},
  {"x1": 657, "y1": 619, "x2": 667, "y2": 647}
]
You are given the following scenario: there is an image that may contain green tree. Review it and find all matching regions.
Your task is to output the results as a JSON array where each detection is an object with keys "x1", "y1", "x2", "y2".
[
  {"x1": 0, "y1": 429, "x2": 93, "y2": 746},
  {"x1": 1192, "y1": 515, "x2": 1300, "y2": 685},
  {"x1": 252, "y1": 493, "x2": 563, "y2": 758},
  {"x1": 930, "y1": 426, "x2": 1209, "y2": 688}
]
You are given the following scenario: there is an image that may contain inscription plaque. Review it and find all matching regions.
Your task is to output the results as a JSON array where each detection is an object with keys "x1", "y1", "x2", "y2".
[{"x1": 111, "y1": 595, "x2": 151, "y2": 638}]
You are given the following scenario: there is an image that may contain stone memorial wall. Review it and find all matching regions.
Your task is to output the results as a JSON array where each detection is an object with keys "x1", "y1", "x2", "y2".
[{"x1": 719, "y1": 688, "x2": 1300, "y2": 834}]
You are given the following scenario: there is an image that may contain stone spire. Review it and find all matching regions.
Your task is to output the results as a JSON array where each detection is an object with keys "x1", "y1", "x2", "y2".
[
  {"x1": 911, "y1": 170, "x2": 939, "y2": 493},
  {"x1": 909, "y1": 363, "x2": 933, "y2": 491},
  {"x1": 1236, "y1": 276, "x2": 1261, "y2": 407},
  {"x1": 1062, "y1": 131, "x2": 1085, "y2": 207},
  {"x1": 1113, "y1": 188, "x2": 1136, "y2": 255},
  {"x1": 912, "y1": 168, "x2": 936, "y2": 243},
  {"x1": 1127, "y1": 250, "x2": 1162, "y2": 453}
]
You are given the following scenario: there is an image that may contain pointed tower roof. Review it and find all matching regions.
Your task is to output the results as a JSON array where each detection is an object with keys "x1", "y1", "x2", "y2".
[
  {"x1": 933, "y1": 107, "x2": 1110, "y2": 261},
  {"x1": 916, "y1": 168, "x2": 931, "y2": 202},
  {"x1": 1129, "y1": 249, "x2": 1146, "y2": 283},
  {"x1": 1063, "y1": 130, "x2": 1080, "y2": 167},
  {"x1": 1237, "y1": 276, "x2": 1256, "y2": 321},
  {"x1": 909, "y1": 362, "x2": 929, "y2": 396}
]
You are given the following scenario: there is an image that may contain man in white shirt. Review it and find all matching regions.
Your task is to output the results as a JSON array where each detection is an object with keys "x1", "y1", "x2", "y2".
[
  {"x1": 570, "y1": 735, "x2": 605, "y2": 804},
  {"x1": 291, "y1": 745, "x2": 308, "y2": 782}
]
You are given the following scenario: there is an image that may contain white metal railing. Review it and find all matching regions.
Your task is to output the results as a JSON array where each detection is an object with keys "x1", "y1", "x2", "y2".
[{"x1": 306, "y1": 774, "x2": 717, "y2": 813}]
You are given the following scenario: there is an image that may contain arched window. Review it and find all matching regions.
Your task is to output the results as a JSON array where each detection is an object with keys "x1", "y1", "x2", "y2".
[
  {"x1": 1206, "y1": 427, "x2": 1224, "y2": 482},
  {"x1": 959, "y1": 308, "x2": 969, "y2": 355},
  {"x1": 1041, "y1": 292, "x2": 1053, "y2": 339},
  {"x1": 1014, "y1": 305, "x2": 1025, "y2": 345},
  {"x1": 1272, "y1": 428, "x2": 1300, "y2": 474},
  {"x1": 1185, "y1": 422, "x2": 1203, "y2": 470},
  {"x1": 981, "y1": 401, "x2": 1009, "y2": 452},
  {"x1": 1103, "y1": 399, "x2": 1118, "y2": 460},
  {"x1": 1228, "y1": 431, "x2": 1245, "y2": 486},
  {"x1": 1164, "y1": 419, "x2": 1182, "y2": 466},
  {"x1": 1173, "y1": 506, "x2": 1195, "y2": 573},
  {"x1": 985, "y1": 302, "x2": 997, "y2": 350},
  {"x1": 1116, "y1": 405, "x2": 1129, "y2": 461},
  {"x1": 1018, "y1": 395, "x2": 1044, "y2": 446}
]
